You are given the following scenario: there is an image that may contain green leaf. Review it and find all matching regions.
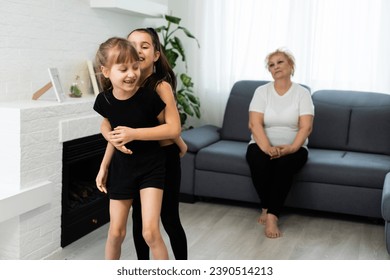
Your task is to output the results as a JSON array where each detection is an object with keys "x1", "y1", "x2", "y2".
[
  {"x1": 179, "y1": 27, "x2": 200, "y2": 48},
  {"x1": 187, "y1": 93, "x2": 198, "y2": 104},
  {"x1": 164, "y1": 49, "x2": 179, "y2": 69},
  {"x1": 183, "y1": 102, "x2": 194, "y2": 116},
  {"x1": 176, "y1": 93, "x2": 186, "y2": 104},
  {"x1": 180, "y1": 112, "x2": 187, "y2": 126},
  {"x1": 180, "y1": 73, "x2": 193, "y2": 87},
  {"x1": 165, "y1": 15, "x2": 181, "y2": 25},
  {"x1": 170, "y1": 37, "x2": 186, "y2": 62},
  {"x1": 193, "y1": 106, "x2": 201, "y2": 118},
  {"x1": 176, "y1": 89, "x2": 185, "y2": 96},
  {"x1": 155, "y1": 25, "x2": 168, "y2": 33}
]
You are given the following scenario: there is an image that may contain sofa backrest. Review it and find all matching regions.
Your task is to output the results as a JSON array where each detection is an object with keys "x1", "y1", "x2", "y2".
[
  {"x1": 221, "y1": 80, "x2": 310, "y2": 142},
  {"x1": 309, "y1": 89, "x2": 390, "y2": 155},
  {"x1": 221, "y1": 80, "x2": 269, "y2": 141}
]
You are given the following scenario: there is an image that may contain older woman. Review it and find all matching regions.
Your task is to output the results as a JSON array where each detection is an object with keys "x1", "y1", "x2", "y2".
[{"x1": 246, "y1": 49, "x2": 314, "y2": 238}]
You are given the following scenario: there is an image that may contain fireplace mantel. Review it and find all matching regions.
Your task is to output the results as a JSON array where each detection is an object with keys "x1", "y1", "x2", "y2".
[
  {"x1": 0, "y1": 95, "x2": 102, "y2": 259},
  {"x1": 0, "y1": 181, "x2": 52, "y2": 224}
]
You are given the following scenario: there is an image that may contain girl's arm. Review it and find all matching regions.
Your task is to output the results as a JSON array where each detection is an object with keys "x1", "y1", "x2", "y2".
[
  {"x1": 100, "y1": 118, "x2": 111, "y2": 141},
  {"x1": 101, "y1": 118, "x2": 132, "y2": 154},
  {"x1": 173, "y1": 136, "x2": 188, "y2": 157},
  {"x1": 95, "y1": 141, "x2": 115, "y2": 194},
  {"x1": 108, "y1": 82, "x2": 181, "y2": 145}
]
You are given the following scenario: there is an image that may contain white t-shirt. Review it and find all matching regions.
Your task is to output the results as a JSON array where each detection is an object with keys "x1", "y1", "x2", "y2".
[{"x1": 248, "y1": 82, "x2": 314, "y2": 148}]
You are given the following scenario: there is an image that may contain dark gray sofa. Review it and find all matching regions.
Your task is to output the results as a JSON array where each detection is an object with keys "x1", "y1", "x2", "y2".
[{"x1": 180, "y1": 80, "x2": 390, "y2": 254}]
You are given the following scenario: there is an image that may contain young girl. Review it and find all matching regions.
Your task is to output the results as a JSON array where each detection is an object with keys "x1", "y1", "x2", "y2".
[
  {"x1": 96, "y1": 28, "x2": 188, "y2": 260},
  {"x1": 94, "y1": 37, "x2": 176, "y2": 259}
]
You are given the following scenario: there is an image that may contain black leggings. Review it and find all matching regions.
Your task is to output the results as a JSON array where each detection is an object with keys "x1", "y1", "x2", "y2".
[
  {"x1": 246, "y1": 143, "x2": 308, "y2": 217},
  {"x1": 132, "y1": 144, "x2": 188, "y2": 260}
]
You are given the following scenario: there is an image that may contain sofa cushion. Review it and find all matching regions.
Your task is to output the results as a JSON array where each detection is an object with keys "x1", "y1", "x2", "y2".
[
  {"x1": 195, "y1": 140, "x2": 250, "y2": 177},
  {"x1": 309, "y1": 89, "x2": 390, "y2": 155},
  {"x1": 308, "y1": 102, "x2": 350, "y2": 150},
  {"x1": 196, "y1": 143, "x2": 390, "y2": 189},
  {"x1": 181, "y1": 125, "x2": 221, "y2": 153},
  {"x1": 221, "y1": 80, "x2": 269, "y2": 142},
  {"x1": 295, "y1": 149, "x2": 390, "y2": 189},
  {"x1": 349, "y1": 106, "x2": 390, "y2": 155}
]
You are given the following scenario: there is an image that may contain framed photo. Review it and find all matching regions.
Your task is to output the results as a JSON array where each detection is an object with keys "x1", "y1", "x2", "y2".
[
  {"x1": 48, "y1": 67, "x2": 66, "y2": 102},
  {"x1": 87, "y1": 60, "x2": 100, "y2": 96}
]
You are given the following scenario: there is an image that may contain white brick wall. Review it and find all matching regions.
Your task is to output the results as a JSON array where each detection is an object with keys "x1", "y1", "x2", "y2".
[
  {"x1": 0, "y1": 0, "x2": 172, "y2": 260},
  {"x1": 0, "y1": 108, "x2": 21, "y2": 188},
  {"x1": 0, "y1": 0, "x2": 146, "y2": 102},
  {"x1": 0, "y1": 97, "x2": 101, "y2": 259}
]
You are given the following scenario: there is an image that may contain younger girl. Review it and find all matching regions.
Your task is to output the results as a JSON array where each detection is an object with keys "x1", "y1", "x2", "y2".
[
  {"x1": 97, "y1": 28, "x2": 188, "y2": 259},
  {"x1": 94, "y1": 37, "x2": 173, "y2": 259}
]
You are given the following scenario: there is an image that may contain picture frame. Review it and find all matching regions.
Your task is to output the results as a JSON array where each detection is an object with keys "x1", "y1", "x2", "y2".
[
  {"x1": 87, "y1": 60, "x2": 100, "y2": 96},
  {"x1": 48, "y1": 67, "x2": 66, "y2": 102}
]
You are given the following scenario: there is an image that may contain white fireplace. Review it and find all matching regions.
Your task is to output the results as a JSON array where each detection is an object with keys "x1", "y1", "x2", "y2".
[{"x1": 0, "y1": 96, "x2": 101, "y2": 259}]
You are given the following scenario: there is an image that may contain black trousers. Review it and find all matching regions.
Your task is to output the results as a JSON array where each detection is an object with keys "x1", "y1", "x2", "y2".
[
  {"x1": 246, "y1": 143, "x2": 308, "y2": 217},
  {"x1": 132, "y1": 144, "x2": 188, "y2": 260}
]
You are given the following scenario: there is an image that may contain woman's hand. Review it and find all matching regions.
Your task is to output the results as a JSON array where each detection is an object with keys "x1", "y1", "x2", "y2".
[
  {"x1": 270, "y1": 145, "x2": 296, "y2": 159},
  {"x1": 267, "y1": 146, "x2": 281, "y2": 159}
]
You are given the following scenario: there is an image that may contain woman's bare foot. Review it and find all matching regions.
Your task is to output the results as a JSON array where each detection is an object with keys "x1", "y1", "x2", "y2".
[
  {"x1": 264, "y1": 213, "x2": 281, "y2": 238},
  {"x1": 257, "y1": 208, "x2": 268, "y2": 224}
]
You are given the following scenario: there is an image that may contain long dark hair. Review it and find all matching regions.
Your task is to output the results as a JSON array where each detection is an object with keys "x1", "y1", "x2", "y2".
[
  {"x1": 95, "y1": 37, "x2": 139, "y2": 91},
  {"x1": 127, "y1": 28, "x2": 177, "y2": 96}
]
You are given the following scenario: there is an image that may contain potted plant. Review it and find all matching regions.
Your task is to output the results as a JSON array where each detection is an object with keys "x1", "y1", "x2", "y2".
[
  {"x1": 156, "y1": 15, "x2": 201, "y2": 128},
  {"x1": 69, "y1": 75, "x2": 83, "y2": 98}
]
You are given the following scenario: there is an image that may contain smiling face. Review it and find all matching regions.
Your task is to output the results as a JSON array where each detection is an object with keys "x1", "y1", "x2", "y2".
[
  {"x1": 105, "y1": 61, "x2": 141, "y2": 97},
  {"x1": 101, "y1": 46, "x2": 141, "y2": 98},
  {"x1": 267, "y1": 53, "x2": 294, "y2": 81},
  {"x1": 127, "y1": 30, "x2": 160, "y2": 81}
]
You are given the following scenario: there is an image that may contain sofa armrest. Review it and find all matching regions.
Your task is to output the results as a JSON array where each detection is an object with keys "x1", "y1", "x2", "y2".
[
  {"x1": 382, "y1": 172, "x2": 390, "y2": 220},
  {"x1": 182, "y1": 125, "x2": 221, "y2": 153}
]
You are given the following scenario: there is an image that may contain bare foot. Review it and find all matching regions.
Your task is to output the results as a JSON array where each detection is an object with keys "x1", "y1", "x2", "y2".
[
  {"x1": 257, "y1": 208, "x2": 268, "y2": 225},
  {"x1": 264, "y1": 214, "x2": 282, "y2": 238}
]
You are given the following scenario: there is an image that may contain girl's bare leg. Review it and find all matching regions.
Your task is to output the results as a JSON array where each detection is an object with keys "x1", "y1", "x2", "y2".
[
  {"x1": 140, "y1": 188, "x2": 169, "y2": 260},
  {"x1": 105, "y1": 199, "x2": 132, "y2": 259}
]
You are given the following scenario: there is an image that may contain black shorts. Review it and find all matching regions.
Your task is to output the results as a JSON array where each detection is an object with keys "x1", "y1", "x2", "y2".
[{"x1": 107, "y1": 149, "x2": 166, "y2": 200}]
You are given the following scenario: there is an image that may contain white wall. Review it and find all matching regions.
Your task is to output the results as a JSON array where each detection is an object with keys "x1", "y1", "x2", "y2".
[
  {"x1": 0, "y1": 0, "x2": 174, "y2": 260},
  {"x1": 0, "y1": 0, "x2": 150, "y2": 102}
]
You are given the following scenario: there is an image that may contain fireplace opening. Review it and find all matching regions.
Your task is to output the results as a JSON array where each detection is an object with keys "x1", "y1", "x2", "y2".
[{"x1": 61, "y1": 133, "x2": 109, "y2": 247}]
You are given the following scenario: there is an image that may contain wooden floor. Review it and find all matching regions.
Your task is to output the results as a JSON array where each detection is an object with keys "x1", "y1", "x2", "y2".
[{"x1": 46, "y1": 200, "x2": 390, "y2": 260}]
